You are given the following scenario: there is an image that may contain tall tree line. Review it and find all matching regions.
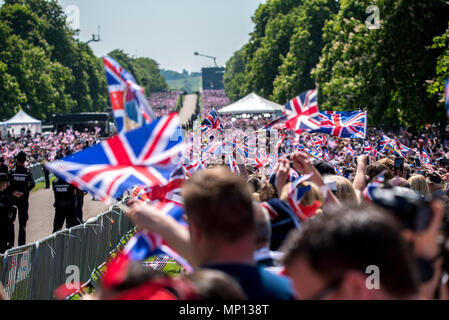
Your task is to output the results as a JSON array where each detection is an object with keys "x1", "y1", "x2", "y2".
[
  {"x1": 224, "y1": 0, "x2": 449, "y2": 129},
  {"x1": 0, "y1": 0, "x2": 167, "y2": 122}
]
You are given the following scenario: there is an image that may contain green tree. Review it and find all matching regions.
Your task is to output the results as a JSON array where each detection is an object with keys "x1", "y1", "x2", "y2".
[
  {"x1": 108, "y1": 49, "x2": 168, "y2": 93},
  {"x1": 271, "y1": 0, "x2": 339, "y2": 104}
]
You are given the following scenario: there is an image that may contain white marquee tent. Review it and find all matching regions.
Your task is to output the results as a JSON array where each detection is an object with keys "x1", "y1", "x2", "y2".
[
  {"x1": 4, "y1": 110, "x2": 42, "y2": 137},
  {"x1": 218, "y1": 93, "x2": 284, "y2": 116}
]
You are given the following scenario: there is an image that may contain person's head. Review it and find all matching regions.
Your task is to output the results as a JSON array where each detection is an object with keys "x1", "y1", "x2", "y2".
[
  {"x1": 16, "y1": 151, "x2": 26, "y2": 165},
  {"x1": 182, "y1": 269, "x2": 247, "y2": 300},
  {"x1": 408, "y1": 175, "x2": 430, "y2": 196},
  {"x1": 324, "y1": 175, "x2": 357, "y2": 204},
  {"x1": 282, "y1": 205, "x2": 420, "y2": 300},
  {"x1": 313, "y1": 160, "x2": 336, "y2": 176},
  {"x1": 427, "y1": 172, "x2": 446, "y2": 194},
  {"x1": 182, "y1": 168, "x2": 255, "y2": 264},
  {"x1": 254, "y1": 202, "x2": 271, "y2": 249},
  {"x1": 0, "y1": 173, "x2": 7, "y2": 191},
  {"x1": 377, "y1": 158, "x2": 394, "y2": 172},
  {"x1": 366, "y1": 163, "x2": 393, "y2": 182}
]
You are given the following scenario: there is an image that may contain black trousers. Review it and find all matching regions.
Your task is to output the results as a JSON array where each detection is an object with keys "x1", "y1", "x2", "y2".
[
  {"x1": 9, "y1": 198, "x2": 29, "y2": 247},
  {"x1": 53, "y1": 204, "x2": 78, "y2": 233},
  {"x1": 0, "y1": 218, "x2": 9, "y2": 254},
  {"x1": 44, "y1": 168, "x2": 50, "y2": 189}
]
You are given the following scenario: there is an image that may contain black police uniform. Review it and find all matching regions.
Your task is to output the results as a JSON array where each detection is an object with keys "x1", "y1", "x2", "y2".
[
  {"x1": 8, "y1": 165, "x2": 34, "y2": 246},
  {"x1": 0, "y1": 174, "x2": 15, "y2": 253},
  {"x1": 0, "y1": 162, "x2": 8, "y2": 174},
  {"x1": 52, "y1": 177, "x2": 78, "y2": 233}
]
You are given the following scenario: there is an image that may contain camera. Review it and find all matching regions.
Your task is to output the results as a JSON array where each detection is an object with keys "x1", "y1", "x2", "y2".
[{"x1": 370, "y1": 187, "x2": 432, "y2": 232}]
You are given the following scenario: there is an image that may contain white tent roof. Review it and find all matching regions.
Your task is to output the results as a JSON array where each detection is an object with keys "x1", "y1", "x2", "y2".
[
  {"x1": 5, "y1": 110, "x2": 41, "y2": 125},
  {"x1": 218, "y1": 93, "x2": 283, "y2": 115}
]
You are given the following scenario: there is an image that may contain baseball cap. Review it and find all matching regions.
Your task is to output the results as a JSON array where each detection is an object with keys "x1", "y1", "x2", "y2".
[{"x1": 313, "y1": 159, "x2": 336, "y2": 176}]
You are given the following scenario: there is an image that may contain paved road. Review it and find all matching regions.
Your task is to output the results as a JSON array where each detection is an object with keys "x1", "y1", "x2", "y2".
[
  {"x1": 178, "y1": 94, "x2": 198, "y2": 124},
  {"x1": 10, "y1": 188, "x2": 109, "y2": 247}
]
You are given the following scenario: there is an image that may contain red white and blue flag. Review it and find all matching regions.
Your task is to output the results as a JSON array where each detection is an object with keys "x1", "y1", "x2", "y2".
[
  {"x1": 283, "y1": 90, "x2": 321, "y2": 132},
  {"x1": 260, "y1": 115, "x2": 287, "y2": 131},
  {"x1": 288, "y1": 173, "x2": 315, "y2": 221},
  {"x1": 313, "y1": 111, "x2": 366, "y2": 139},
  {"x1": 45, "y1": 114, "x2": 184, "y2": 204},
  {"x1": 363, "y1": 173, "x2": 385, "y2": 203},
  {"x1": 103, "y1": 56, "x2": 155, "y2": 133},
  {"x1": 122, "y1": 231, "x2": 193, "y2": 273},
  {"x1": 201, "y1": 109, "x2": 224, "y2": 139},
  {"x1": 378, "y1": 135, "x2": 396, "y2": 152}
]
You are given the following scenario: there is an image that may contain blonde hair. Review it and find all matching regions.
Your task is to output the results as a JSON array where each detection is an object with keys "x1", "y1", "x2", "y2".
[
  {"x1": 408, "y1": 175, "x2": 430, "y2": 196},
  {"x1": 324, "y1": 175, "x2": 357, "y2": 204},
  {"x1": 299, "y1": 181, "x2": 323, "y2": 215}
]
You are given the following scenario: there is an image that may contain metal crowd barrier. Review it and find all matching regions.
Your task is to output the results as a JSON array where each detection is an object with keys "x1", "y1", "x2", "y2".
[
  {"x1": 29, "y1": 163, "x2": 53, "y2": 184},
  {"x1": 0, "y1": 202, "x2": 135, "y2": 300}
]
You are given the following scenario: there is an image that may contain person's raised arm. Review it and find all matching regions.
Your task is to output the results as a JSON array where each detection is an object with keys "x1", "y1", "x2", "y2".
[
  {"x1": 290, "y1": 151, "x2": 341, "y2": 207},
  {"x1": 353, "y1": 155, "x2": 369, "y2": 203}
]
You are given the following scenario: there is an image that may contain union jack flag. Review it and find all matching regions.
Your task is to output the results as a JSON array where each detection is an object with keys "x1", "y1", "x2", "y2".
[
  {"x1": 260, "y1": 115, "x2": 287, "y2": 131},
  {"x1": 182, "y1": 159, "x2": 203, "y2": 177},
  {"x1": 418, "y1": 149, "x2": 434, "y2": 171},
  {"x1": 313, "y1": 135, "x2": 328, "y2": 147},
  {"x1": 345, "y1": 143, "x2": 355, "y2": 157},
  {"x1": 201, "y1": 109, "x2": 224, "y2": 138},
  {"x1": 363, "y1": 141, "x2": 378, "y2": 157},
  {"x1": 226, "y1": 154, "x2": 240, "y2": 175},
  {"x1": 250, "y1": 149, "x2": 270, "y2": 169},
  {"x1": 392, "y1": 141, "x2": 411, "y2": 158},
  {"x1": 378, "y1": 135, "x2": 395, "y2": 152},
  {"x1": 45, "y1": 114, "x2": 184, "y2": 204},
  {"x1": 363, "y1": 173, "x2": 385, "y2": 203},
  {"x1": 122, "y1": 231, "x2": 193, "y2": 273},
  {"x1": 103, "y1": 56, "x2": 155, "y2": 133},
  {"x1": 288, "y1": 173, "x2": 315, "y2": 221},
  {"x1": 283, "y1": 90, "x2": 321, "y2": 132},
  {"x1": 313, "y1": 111, "x2": 367, "y2": 139}
]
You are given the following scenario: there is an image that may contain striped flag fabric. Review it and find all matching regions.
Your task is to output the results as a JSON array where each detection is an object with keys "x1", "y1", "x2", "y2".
[
  {"x1": 287, "y1": 173, "x2": 315, "y2": 221},
  {"x1": 201, "y1": 109, "x2": 224, "y2": 139},
  {"x1": 313, "y1": 111, "x2": 367, "y2": 139},
  {"x1": 103, "y1": 56, "x2": 155, "y2": 133},
  {"x1": 45, "y1": 114, "x2": 184, "y2": 204},
  {"x1": 283, "y1": 90, "x2": 321, "y2": 132}
]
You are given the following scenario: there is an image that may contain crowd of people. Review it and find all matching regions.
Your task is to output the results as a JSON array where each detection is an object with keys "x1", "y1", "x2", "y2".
[
  {"x1": 3, "y1": 91, "x2": 449, "y2": 300},
  {"x1": 53, "y1": 106, "x2": 449, "y2": 300},
  {"x1": 201, "y1": 89, "x2": 231, "y2": 112},
  {"x1": 148, "y1": 91, "x2": 183, "y2": 118}
]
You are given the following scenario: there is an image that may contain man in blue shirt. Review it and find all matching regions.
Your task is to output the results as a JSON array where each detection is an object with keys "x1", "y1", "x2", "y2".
[{"x1": 127, "y1": 168, "x2": 294, "y2": 300}]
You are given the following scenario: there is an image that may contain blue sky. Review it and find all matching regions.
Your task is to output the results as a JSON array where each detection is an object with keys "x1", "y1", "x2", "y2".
[{"x1": 55, "y1": 0, "x2": 265, "y2": 73}]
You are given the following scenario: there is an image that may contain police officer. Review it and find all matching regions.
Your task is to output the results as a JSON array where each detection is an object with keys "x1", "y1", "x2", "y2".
[
  {"x1": 8, "y1": 151, "x2": 34, "y2": 247},
  {"x1": 0, "y1": 157, "x2": 8, "y2": 174},
  {"x1": 52, "y1": 176, "x2": 78, "y2": 233},
  {"x1": 0, "y1": 173, "x2": 15, "y2": 253}
]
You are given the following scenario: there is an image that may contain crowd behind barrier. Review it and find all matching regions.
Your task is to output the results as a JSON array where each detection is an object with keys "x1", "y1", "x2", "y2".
[{"x1": 0, "y1": 202, "x2": 135, "y2": 300}]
